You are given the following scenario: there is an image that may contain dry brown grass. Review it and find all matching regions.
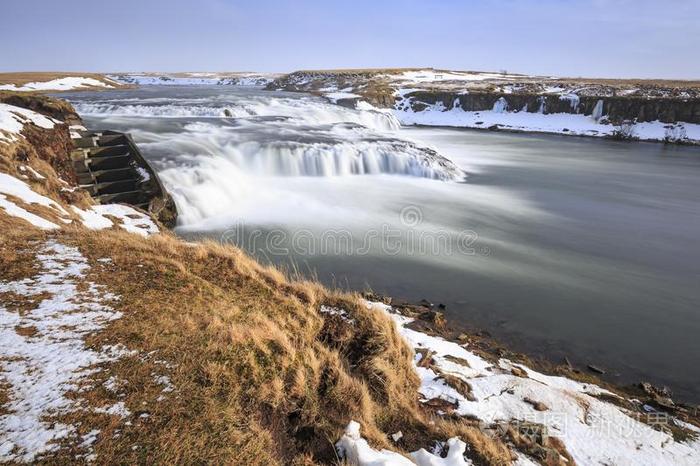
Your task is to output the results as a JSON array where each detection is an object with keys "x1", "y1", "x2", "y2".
[{"x1": 0, "y1": 223, "x2": 514, "y2": 465}]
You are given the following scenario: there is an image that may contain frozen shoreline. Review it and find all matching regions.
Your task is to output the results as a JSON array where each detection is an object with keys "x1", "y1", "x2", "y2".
[
  {"x1": 390, "y1": 103, "x2": 700, "y2": 145},
  {"x1": 334, "y1": 300, "x2": 700, "y2": 466},
  {"x1": 347, "y1": 95, "x2": 700, "y2": 145}
]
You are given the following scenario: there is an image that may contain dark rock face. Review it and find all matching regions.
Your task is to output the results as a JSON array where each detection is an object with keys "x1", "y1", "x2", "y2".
[{"x1": 397, "y1": 91, "x2": 700, "y2": 124}]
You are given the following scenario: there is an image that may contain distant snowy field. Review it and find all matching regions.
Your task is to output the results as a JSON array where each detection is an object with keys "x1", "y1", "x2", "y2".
[
  {"x1": 109, "y1": 72, "x2": 278, "y2": 87},
  {"x1": 0, "y1": 77, "x2": 116, "y2": 92}
]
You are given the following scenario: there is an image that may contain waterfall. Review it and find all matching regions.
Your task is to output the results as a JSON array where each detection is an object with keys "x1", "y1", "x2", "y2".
[
  {"x1": 591, "y1": 99, "x2": 604, "y2": 121},
  {"x1": 73, "y1": 89, "x2": 466, "y2": 228},
  {"x1": 492, "y1": 97, "x2": 509, "y2": 113}
]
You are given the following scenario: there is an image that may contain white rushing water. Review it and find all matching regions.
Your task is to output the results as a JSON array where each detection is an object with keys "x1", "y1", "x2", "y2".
[{"x1": 73, "y1": 87, "x2": 465, "y2": 225}]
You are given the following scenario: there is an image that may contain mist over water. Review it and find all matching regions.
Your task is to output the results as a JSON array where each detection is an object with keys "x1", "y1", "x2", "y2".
[{"x1": 66, "y1": 86, "x2": 700, "y2": 403}]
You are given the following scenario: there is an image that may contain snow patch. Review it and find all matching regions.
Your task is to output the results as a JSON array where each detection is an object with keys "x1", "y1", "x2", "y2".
[
  {"x1": 395, "y1": 70, "x2": 519, "y2": 84},
  {"x1": 135, "y1": 167, "x2": 151, "y2": 182},
  {"x1": 0, "y1": 241, "x2": 128, "y2": 462},
  {"x1": 0, "y1": 173, "x2": 70, "y2": 229},
  {"x1": 0, "y1": 103, "x2": 56, "y2": 143},
  {"x1": 320, "y1": 305, "x2": 355, "y2": 324},
  {"x1": 0, "y1": 77, "x2": 112, "y2": 92},
  {"x1": 324, "y1": 91, "x2": 361, "y2": 103},
  {"x1": 19, "y1": 166, "x2": 45, "y2": 180},
  {"x1": 336, "y1": 421, "x2": 473, "y2": 466},
  {"x1": 365, "y1": 301, "x2": 700, "y2": 466},
  {"x1": 72, "y1": 204, "x2": 159, "y2": 237}
]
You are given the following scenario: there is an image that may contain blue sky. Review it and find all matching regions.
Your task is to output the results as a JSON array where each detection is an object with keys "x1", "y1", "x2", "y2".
[{"x1": 1, "y1": 0, "x2": 698, "y2": 79}]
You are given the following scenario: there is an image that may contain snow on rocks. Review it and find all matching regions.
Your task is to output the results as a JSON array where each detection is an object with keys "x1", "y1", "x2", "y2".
[
  {"x1": 0, "y1": 77, "x2": 113, "y2": 92},
  {"x1": 365, "y1": 301, "x2": 700, "y2": 466},
  {"x1": 393, "y1": 70, "x2": 520, "y2": 84},
  {"x1": 69, "y1": 124, "x2": 87, "y2": 139},
  {"x1": 72, "y1": 204, "x2": 159, "y2": 237},
  {"x1": 0, "y1": 103, "x2": 57, "y2": 144},
  {"x1": 324, "y1": 89, "x2": 362, "y2": 103},
  {"x1": 390, "y1": 94, "x2": 700, "y2": 143},
  {"x1": 336, "y1": 421, "x2": 473, "y2": 466},
  {"x1": 0, "y1": 173, "x2": 71, "y2": 229},
  {"x1": 0, "y1": 241, "x2": 129, "y2": 462},
  {"x1": 276, "y1": 69, "x2": 700, "y2": 143}
]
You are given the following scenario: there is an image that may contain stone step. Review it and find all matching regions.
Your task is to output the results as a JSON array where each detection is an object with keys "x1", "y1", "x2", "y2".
[
  {"x1": 72, "y1": 130, "x2": 177, "y2": 227},
  {"x1": 83, "y1": 155, "x2": 133, "y2": 171},
  {"x1": 82, "y1": 178, "x2": 140, "y2": 196},
  {"x1": 96, "y1": 190, "x2": 146, "y2": 205}
]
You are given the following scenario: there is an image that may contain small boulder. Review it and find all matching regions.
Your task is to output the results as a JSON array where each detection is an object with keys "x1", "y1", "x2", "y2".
[{"x1": 524, "y1": 397, "x2": 549, "y2": 412}]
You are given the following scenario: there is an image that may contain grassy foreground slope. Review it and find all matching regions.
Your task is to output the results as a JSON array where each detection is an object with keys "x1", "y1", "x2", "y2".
[
  {"x1": 0, "y1": 94, "x2": 509, "y2": 464},
  {"x1": 1, "y1": 227, "x2": 509, "y2": 464}
]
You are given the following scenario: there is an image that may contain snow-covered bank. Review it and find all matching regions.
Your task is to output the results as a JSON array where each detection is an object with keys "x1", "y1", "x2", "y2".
[
  {"x1": 358, "y1": 301, "x2": 700, "y2": 466},
  {"x1": 1, "y1": 99, "x2": 161, "y2": 236},
  {"x1": 0, "y1": 173, "x2": 70, "y2": 229},
  {"x1": 0, "y1": 171, "x2": 158, "y2": 236},
  {"x1": 0, "y1": 241, "x2": 129, "y2": 462},
  {"x1": 270, "y1": 68, "x2": 700, "y2": 144},
  {"x1": 0, "y1": 103, "x2": 57, "y2": 143},
  {"x1": 392, "y1": 99, "x2": 700, "y2": 143},
  {"x1": 0, "y1": 77, "x2": 115, "y2": 92},
  {"x1": 72, "y1": 204, "x2": 159, "y2": 237},
  {"x1": 392, "y1": 105, "x2": 700, "y2": 144}
]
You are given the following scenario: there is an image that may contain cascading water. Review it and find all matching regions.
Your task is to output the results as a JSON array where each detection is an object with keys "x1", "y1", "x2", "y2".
[
  {"x1": 591, "y1": 99, "x2": 604, "y2": 121},
  {"x1": 68, "y1": 86, "x2": 465, "y2": 227},
  {"x1": 74, "y1": 94, "x2": 402, "y2": 131}
]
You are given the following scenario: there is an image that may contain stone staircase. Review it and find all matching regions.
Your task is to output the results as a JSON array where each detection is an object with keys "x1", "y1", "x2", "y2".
[{"x1": 71, "y1": 130, "x2": 177, "y2": 227}]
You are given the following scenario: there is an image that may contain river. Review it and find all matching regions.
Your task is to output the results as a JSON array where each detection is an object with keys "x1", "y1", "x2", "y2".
[{"x1": 64, "y1": 85, "x2": 700, "y2": 403}]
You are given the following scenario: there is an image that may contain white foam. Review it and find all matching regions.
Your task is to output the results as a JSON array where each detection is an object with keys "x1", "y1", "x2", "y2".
[
  {"x1": 107, "y1": 73, "x2": 275, "y2": 87},
  {"x1": 74, "y1": 95, "x2": 401, "y2": 132},
  {"x1": 73, "y1": 90, "x2": 465, "y2": 231}
]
